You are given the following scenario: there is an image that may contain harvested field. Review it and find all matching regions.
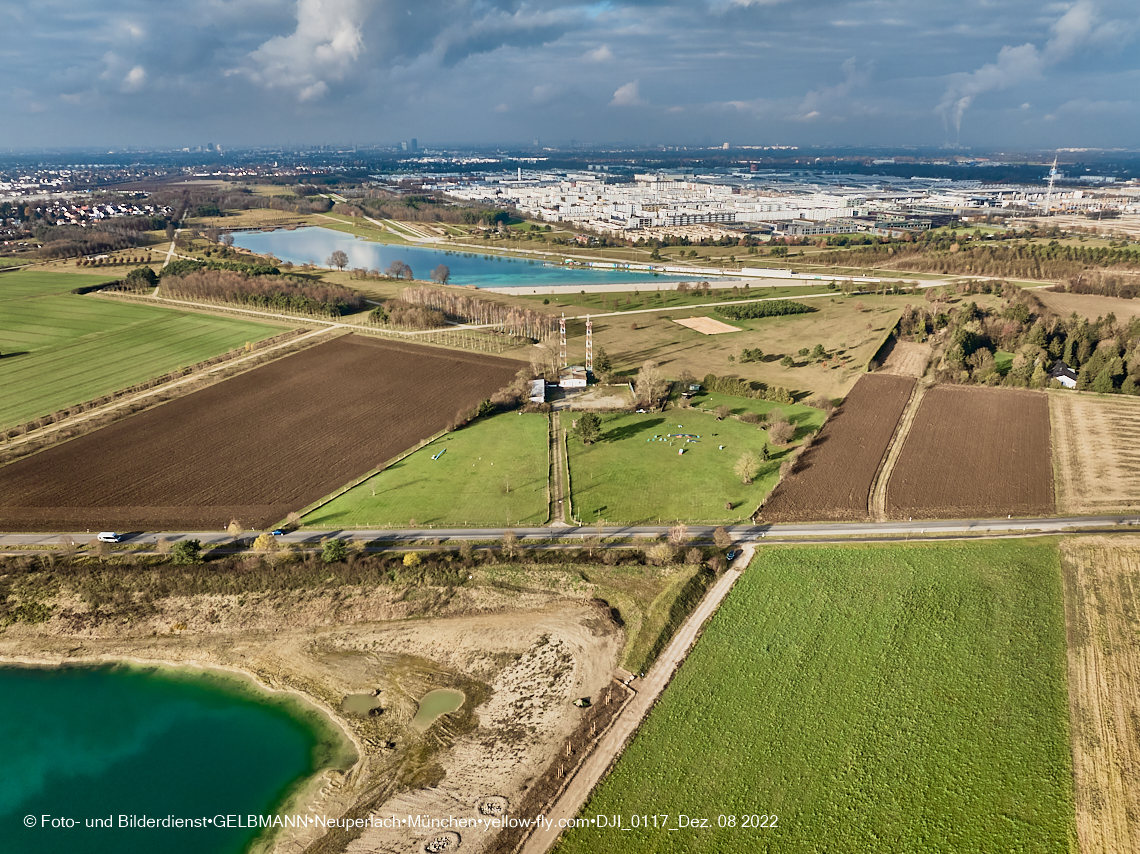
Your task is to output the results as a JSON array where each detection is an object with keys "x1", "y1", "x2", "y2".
[
  {"x1": 1051, "y1": 392, "x2": 1140, "y2": 515},
  {"x1": 0, "y1": 334, "x2": 519, "y2": 531},
  {"x1": 757, "y1": 373, "x2": 914, "y2": 522},
  {"x1": 1037, "y1": 289, "x2": 1140, "y2": 324},
  {"x1": 877, "y1": 340, "x2": 931, "y2": 378},
  {"x1": 886, "y1": 386, "x2": 1054, "y2": 520},
  {"x1": 672, "y1": 316, "x2": 739, "y2": 335},
  {"x1": 1060, "y1": 537, "x2": 1140, "y2": 854}
]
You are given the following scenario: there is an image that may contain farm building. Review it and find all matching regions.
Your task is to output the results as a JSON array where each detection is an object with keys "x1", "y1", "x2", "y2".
[
  {"x1": 559, "y1": 366, "x2": 588, "y2": 388},
  {"x1": 681, "y1": 382, "x2": 702, "y2": 399},
  {"x1": 529, "y1": 379, "x2": 546, "y2": 403},
  {"x1": 1050, "y1": 360, "x2": 1078, "y2": 388}
]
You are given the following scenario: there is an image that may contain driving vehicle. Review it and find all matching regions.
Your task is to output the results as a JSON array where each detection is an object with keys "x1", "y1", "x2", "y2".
[{"x1": 97, "y1": 532, "x2": 121, "y2": 543}]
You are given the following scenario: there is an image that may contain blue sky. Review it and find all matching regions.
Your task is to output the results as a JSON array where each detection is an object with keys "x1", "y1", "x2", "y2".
[{"x1": 1, "y1": 0, "x2": 1138, "y2": 149}]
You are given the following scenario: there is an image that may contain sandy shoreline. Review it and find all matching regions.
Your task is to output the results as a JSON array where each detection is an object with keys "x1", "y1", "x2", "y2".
[{"x1": 0, "y1": 585, "x2": 622, "y2": 854}]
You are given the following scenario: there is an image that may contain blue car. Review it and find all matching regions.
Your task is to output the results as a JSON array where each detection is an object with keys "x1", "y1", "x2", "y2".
[
  {"x1": 271, "y1": 529, "x2": 286, "y2": 536},
  {"x1": 726, "y1": 549, "x2": 739, "y2": 561}
]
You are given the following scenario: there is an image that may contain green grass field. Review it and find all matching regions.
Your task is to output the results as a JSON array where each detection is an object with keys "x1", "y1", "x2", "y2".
[
  {"x1": 557, "y1": 540, "x2": 1075, "y2": 854},
  {"x1": 523, "y1": 283, "x2": 835, "y2": 313},
  {"x1": 0, "y1": 271, "x2": 288, "y2": 428},
  {"x1": 563, "y1": 404, "x2": 825, "y2": 524},
  {"x1": 305, "y1": 413, "x2": 550, "y2": 528}
]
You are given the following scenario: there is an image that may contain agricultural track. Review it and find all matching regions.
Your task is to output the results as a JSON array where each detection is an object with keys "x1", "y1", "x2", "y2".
[
  {"x1": 0, "y1": 335, "x2": 519, "y2": 531},
  {"x1": 757, "y1": 374, "x2": 915, "y2": 522},
  {"x1": 886, "y1": 385, "x2": 1054, "y2": 520},
  {"x1": 869, "y1": 381, "x2": 927, "y2": 522}
]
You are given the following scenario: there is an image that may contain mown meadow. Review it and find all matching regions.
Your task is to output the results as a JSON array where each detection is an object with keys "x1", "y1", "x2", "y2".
[{"x1": 0, "y1": 271, "x2": 287, "y2": 428}]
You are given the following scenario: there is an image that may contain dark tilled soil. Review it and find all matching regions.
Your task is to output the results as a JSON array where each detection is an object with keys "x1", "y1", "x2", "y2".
[
  {"x1": 886, "y1": 385, "x2": 1054, "y2": 520},
  {"x1": 0, "y1": 335, "x2": 519, "y2": 531},
  {"x1": 758, "y1": 374, "x2": 915, "y2": 523}
]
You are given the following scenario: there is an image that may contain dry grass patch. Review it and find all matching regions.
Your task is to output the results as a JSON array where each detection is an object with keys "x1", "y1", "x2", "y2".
[
  {"x1": 672, "y1": 316, "x2": 740, "y2": 335},
  {"x1": 1051, "y1": 392, "x2": 1140, "y2": 515},
  {"x1": 1061, "y1": 536, "x2": 1140, "y2": 854}
]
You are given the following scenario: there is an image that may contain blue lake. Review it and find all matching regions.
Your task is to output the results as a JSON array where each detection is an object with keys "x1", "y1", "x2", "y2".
[
  {"x1": 231, "y1": 227, "x2": 713, "y2": 290},
  {"x1": 1, "y1": 664, "x2": 353, "y2": 854}
]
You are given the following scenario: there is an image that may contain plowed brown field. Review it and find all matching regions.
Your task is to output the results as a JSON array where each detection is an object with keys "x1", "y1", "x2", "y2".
[
  {"x1": 757, "y1": 373, "x2": 915, "y2": 522},
  {"x1": 0, "y1": 334, "x2": 519, "y2": 531},
  {"x1": 886, "y1": 385, "x2": 1053, "y2": 520}
]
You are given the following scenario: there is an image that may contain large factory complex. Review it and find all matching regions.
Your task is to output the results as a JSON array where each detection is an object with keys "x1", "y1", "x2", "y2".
[{"x1": 433, "y1": 166, "x2": 1140, "y2": 241}]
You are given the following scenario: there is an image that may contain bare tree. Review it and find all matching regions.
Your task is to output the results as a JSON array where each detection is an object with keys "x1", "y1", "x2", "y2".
[
  {"x1": 713, "y1": 526, "x2": 733, "y2": 549},
  {"x1": 386, "y1": 260, "x2": 413, "y2": 279},
  {"x1": 646, "y1": 542, "x2": 676, "y2": 566},
  {"x1": 430, "y1": 264, "x2": 451, "y2": 284},
  {"x1": 769, "y1": 422, "x2": 795, "y2": 445},
  {"x1": 669, "y1": 523, "x2": 689, "y2": 546},
  {"x1": 734, "y1": 450, "x2": 762, "y2": 484},
  {"x1": 502, "y1": 529, "x2": 519, "y2": 559},
  {"x1": 685, "y1": 547, "x2": 704, "y2": 565},
  {"x1": 221, "y1": 233, "x2": 234, "y2": 248},
  {"x1": 328, "y1": 250, "x2": 349, "y2": 270},
  {"x1": 227, "y1": 518, "x2": 244, "y2": 542},
  {"x1": 634, "y1": 360, "x2": 668, "y2": 405},
  {"x1": 286, "y1": 511, "x2": 302, "y2": 529}
]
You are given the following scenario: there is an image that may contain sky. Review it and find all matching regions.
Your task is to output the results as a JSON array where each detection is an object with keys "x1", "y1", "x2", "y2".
[{"x1": 1, "y1": 0, "x2": 1138, "y2": 151}]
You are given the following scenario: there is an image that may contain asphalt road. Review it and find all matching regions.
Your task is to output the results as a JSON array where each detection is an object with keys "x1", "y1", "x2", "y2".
[{"x1": 3, "y1": 514, "x2": 1137, "y2": 549}]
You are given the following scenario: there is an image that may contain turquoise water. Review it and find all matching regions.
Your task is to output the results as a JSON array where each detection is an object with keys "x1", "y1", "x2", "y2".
[
  {"x1": 1, "y1": 664, "x2": 350, "y2": 854},
  {"x1": 230, "y1": 227, "x2": 713, "y2": 289}
]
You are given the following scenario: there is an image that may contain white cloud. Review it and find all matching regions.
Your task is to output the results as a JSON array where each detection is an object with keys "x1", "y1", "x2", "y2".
[
  {"x1": 610, "y1": 79, "x2": 643, "y2": 106},
  {"x1": 122, "y1": 65, "x2": 146, "y2": 92},
  {"x1": 795, "y1": 56, "x2": 871, "y2": 121},
  {"x1": 239, "y1": 0, "x2": 368, "y2": 101},
  {"x1": 938, "y1": 0, "x2": 1136, "y2": 140},
  {"x1": 584, "y1": 44, "x2": 613, "y2": 62}
]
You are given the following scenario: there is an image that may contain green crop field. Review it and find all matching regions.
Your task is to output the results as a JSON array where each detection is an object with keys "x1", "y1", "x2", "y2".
[
  {"x1": 556, "y1": 540, "x2": 1075, "y2": 854},
  {"x1": 0, "y1": 271, "x2": 289, "y2": 428},
  {"x1": 305, "y1": 412, "x2": 550, "y2": 528},
  {"x1": 563, "y1": 404, "x2": 825, "y2": 524}
]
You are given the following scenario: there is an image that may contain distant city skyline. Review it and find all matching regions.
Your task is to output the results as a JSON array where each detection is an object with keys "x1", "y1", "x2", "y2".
[{"x1": 2, "y1": 0, "x2": 1138, "y2": 150}]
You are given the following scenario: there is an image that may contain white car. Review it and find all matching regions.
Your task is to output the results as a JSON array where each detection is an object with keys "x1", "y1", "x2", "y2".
[{"x1": 97, "y1": 532, "x2": 121, "y2": 543}]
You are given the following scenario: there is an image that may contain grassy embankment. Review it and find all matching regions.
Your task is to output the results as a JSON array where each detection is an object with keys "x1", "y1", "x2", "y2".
[
  {"x1": 562, "y1": 404, "x2": 826, "y2": 524},
  {"x1": 0, "y1": 271, "x2": 288, "y2": 429},
  {"x1": 305, "y1": 413, "x2": 549, "y2": 528},
  {"x1": 558, "y1": 540, "x2": 1075, "y2": 854}
]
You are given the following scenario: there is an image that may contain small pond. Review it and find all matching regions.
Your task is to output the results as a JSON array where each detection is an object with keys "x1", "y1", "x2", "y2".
[{"x1": 411, "y1": 689, "x2": 465, "y2": 731}]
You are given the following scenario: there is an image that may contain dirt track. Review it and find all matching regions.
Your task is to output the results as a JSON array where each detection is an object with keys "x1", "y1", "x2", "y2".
[
  {"x1": 521, "y1": 546, "x2": 752, "y2": 854},
  {"x1": 0, "y1": 335, "x2": 518, "y2": 531},
  {"x1": 758, "y1": 374, "x2": 915, "y2": 522}
]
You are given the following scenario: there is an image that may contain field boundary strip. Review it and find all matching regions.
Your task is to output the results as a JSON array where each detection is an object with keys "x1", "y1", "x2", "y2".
[
  {"x1": 0, "y1": 327, "x2": 331, "y2": 457},
  {"x1": 869, "y1": 381, "x2": 928, "y2": 521}
]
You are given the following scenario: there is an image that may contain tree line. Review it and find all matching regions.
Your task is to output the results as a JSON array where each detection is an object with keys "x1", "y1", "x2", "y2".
[
  {"x1": 716, "y1": 300, "x2": 815, "y2": 320},
  {"x1": 160, "y1": 269, "x2": 364, "y2": 317},
  {"x1": 806, "y1": 239, "x2": 1140, "y2": 281},
  {"x1": 399, "y1": 285, "x2": 559, "y2": 340}
]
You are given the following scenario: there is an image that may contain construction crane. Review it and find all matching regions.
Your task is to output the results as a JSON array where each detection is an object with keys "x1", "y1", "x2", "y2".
[{"x1": 1043, "y1": 155, "x2": 1059, "y2": 216}]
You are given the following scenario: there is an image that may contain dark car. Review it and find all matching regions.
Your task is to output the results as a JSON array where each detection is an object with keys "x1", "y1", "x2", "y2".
[{"x1": 726, "y1": 549, "x2": 739, "y2": 561}]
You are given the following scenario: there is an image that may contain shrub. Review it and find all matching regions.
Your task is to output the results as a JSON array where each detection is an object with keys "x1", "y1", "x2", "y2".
[{"x1": 321, "y1": 539, "x2": 348, "y2": 563}]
